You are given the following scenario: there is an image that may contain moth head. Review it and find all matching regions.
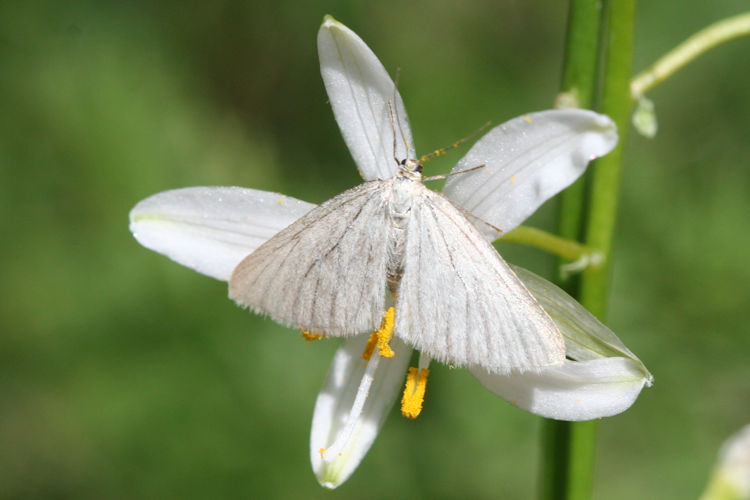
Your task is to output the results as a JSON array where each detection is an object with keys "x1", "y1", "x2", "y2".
[{"x1": 397, "y1": 157, "x2": 423, "y2": 179}]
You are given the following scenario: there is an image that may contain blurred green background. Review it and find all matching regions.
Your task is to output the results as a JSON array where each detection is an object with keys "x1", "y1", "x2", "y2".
[{"x1": 2, "y1": 1, "x2": 749, "y2": 498}]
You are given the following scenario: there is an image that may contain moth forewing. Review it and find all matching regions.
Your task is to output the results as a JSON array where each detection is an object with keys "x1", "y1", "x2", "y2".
[
  {"x1": 228, "y1": 181, "x2": 391, "y2": 336},
  {"x1": 394, "y1": 187, "x2": 566, "y2": 374}
]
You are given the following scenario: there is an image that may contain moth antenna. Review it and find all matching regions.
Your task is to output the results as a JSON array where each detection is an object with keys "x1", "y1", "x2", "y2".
[
  {"x1": 422, "y1": 163, "x2": 486, "y2": 182},
  {"x1": 419, "y1": 121, "x2": 491, "y2": 165},
  {"x1": 476, "y1": 217, "x2": 504, "y2": 235},
  {"x1": 392, "y1": 100, "x2": 412, "y2": 161},
  {"x1": 388, "y1": 71, "x2": 415, "y2": 166},
  {"x1": 388, "y1": 100, "x2": 400, "y2": 167}
]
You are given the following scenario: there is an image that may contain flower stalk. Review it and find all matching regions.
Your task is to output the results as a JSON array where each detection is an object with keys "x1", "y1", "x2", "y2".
[
  {"x1": 580, "y1": 0, "x2": 635, "y2": 320},
  {"x1": 631, "y1": 11, "x2": 750, "y2": 99},
  {"x1": 545, "y1": 0, "x2": 605, "y2": 498},
  {"x1": 501, "y1": 226, "x2": 602, "y2": 274},
  {"x1": 555, "y1": 0, "x2": 604, "y2": 269},
  {"x1": 545, "y1": 0, "x2": 635, "y2": 499}
]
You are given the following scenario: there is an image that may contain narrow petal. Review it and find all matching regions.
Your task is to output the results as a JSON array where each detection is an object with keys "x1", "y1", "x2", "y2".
[
  {"x1": 443, "y1": 110, "x2": 617, "y2": 236},
  {"x1": 470, "y1": 265, "x2": 652, "y2": 421},
  {"x1": 471, "y1": 357, "x2": 649, "y2": 421},
  {"x1": 129, "y1": 187, "x2": 314, "y2": 281},
  {"x1": 511, "y1": 265, "x2": 649, "y2": 366},
  {"x1": 318, "y1": 15, "x2": 414, "y2": 181},
  {"x1": 311, "y1": 334, "x2": 412, "y2": 488}
]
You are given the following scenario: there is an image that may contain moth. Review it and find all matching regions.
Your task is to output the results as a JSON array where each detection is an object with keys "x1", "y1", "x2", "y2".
[
  {"x1": 227, "y1": 17, "x2": 617, "y2": 376},
  {"x1": 229, "y1": 150, "x2": 566, "y2": 375}
]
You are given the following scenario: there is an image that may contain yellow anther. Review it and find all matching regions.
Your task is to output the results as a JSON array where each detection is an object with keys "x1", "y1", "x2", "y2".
[
  {"x1": 361, "y1": 307, "x2": 396, "y2": 359},
  {"x1": 523, "y1": 115, "x2": 533, "y2": 123},
  {"x1": 301, "y1": 330, "x2": 324, "y2": 342},
  {"x1": 401, "y1": 367, "x2": 430, "y2": 419},
  {"x1": 362, "y1": 332, "x2": 378, "y2": 360},
  {"x1": 375, "y1": 307, "x2": 396, "y2": 358}
]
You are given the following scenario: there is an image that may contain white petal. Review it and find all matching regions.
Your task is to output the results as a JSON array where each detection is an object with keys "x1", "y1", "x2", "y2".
[
  {"x1": 129, "y1": 187, "x2": 314, "y2": 281},
  {"x1": 472, "y1": 265, "x2": 652, "y2": 420},
  {"x1": 311, "y1": 334, "x2": 412, "y2": 488},
  {"x1": 443, "y1": 110, "x2": 617, "y2": 236},
  {"x1": 471, "y1": 357, "x2": 649, "y2": 421},
  {"x1": 317, "y1": 16, "x2": 414, "y2": 181},
  {"x1": 701, "y1": 424, "x2": 750, "y2": 499},
  {"x1": 511, "y1": 265, "x2": 650, "y2": 368}
]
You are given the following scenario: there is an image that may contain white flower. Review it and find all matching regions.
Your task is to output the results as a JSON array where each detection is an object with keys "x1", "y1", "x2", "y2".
[
  {"x1": 701, "y1": 424, "x2": 750, "y2": 500},
  {"x1": 129, "y1": 15, "x2": 652, "y2": 489}
]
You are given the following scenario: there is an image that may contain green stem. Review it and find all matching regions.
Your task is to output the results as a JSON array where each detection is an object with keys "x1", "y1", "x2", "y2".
[
  {"x1": 556, "y1": 0, "x2": 603, "y2": 266},
  {"x1": 542, "y1": 1, "x2": 604, "y2": 499},
  {"x1": 501, "y1": 226, "x2": 599, "y2": 263},
  {"x1": 543, "y1": 7, "x2": 746, "y2": 500},
  {"x1": 555, "y1": 2, "x2": 636, "y2": 493},
  {"x1": 631, "y1": 11, "x2": 750, "y2": 99},
  {"x1": 580, "y1": 0, "x2": 635, "y2": 320}
]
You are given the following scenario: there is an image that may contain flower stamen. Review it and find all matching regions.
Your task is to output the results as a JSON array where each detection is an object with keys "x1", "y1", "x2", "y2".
[
  {"x1": 375, "y1": 307, "x2": 396, "y2": 358},
  {"x1": 301, "y1": 330, "x2": 325, "y2": 341},
  {"x1": 362, "y1": 307, "x2": 396, "y2": 359},
  {"x1": 401, "y1": 367, "x2": 430, "y2": 419},
  {"x1": 361, "y1": 333, "x2": 378, "y2": 360}
]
